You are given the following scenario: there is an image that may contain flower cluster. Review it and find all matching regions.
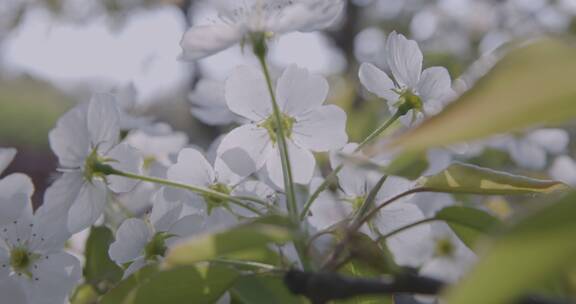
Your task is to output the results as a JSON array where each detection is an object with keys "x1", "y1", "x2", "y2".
[{"x1": 4, "y1": 1, "x2": 572, "y2": 303}]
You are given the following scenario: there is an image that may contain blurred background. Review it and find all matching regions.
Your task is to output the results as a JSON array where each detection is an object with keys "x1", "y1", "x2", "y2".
[{"x1": 1, "y1": 0, "x2": 576, "y2": 206}]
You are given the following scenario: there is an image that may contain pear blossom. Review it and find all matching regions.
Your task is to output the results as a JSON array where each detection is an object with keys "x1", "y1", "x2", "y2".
[
  {"x1": 549, "y1": 155, "x2": 576, "y2": 186},
  {"x1": 45, "y1": 94, "x2": 142, "y2": 233},
  {"x1": 419, "y1": 223, "x2": 476, "y2": 283},
  {"x1": 167, "y1": 148, "x2": 276, "y2": 231},
  {"x1": 489, "y1": 128, "x2": 569, "y2": 170},
  {"x1": 109, "y1": 192, "x2": 203, "y2": 277},
  {"x1": 180, "y1": 0, "x2": 344, "y2": 60},
  {"x1": 217, "y1": 65, "x2": 348, "y2": 188},
  {"x1": 329, "y1": 143, "x2": 431, "y2": 267},
  {"x1": 189, "y1": 79, "x2": 240, "y2": 126},
  {"x1": 359, "y1": 31, "x2": 454, "y2": 125},
  {"x1": 0, "y1": 154, "x2": 81, "y2": 303}
]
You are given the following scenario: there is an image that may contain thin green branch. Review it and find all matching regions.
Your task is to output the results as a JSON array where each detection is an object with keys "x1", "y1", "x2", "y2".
[
  {"x1": 299, "y1": 111, "x2": 402, "y2": 220},
  {"x1": 110, "y1": 170, "x2": 265, "y2": 216}
]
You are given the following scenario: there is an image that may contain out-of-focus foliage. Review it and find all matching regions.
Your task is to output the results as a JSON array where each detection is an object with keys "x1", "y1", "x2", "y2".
[{"x1": 445, "y1": 191, "x2": 576, "y2": 304}]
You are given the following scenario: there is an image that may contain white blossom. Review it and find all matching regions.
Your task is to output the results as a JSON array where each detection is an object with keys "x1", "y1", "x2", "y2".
[
  {"x1": 189, "y1": 79, "x2": 240, "y2": 126},
  {"x1": 45, "y1": 94, "x2": 142, "y2": 233},
  {"x1": 217, "y1": 65, "x2": 348, "y2": 188},
  {"x1": 167, "y1": 147, "x2": 276, "y2": 231},
  {"x1": 109, "y1": 191, "x2": 203, "y2": 277},
  {"x1": 0, "y1": 154, "x2": 81, "y2": 303},
  {"x1": 180, "y1": 0, "x2": 344, "y2": 60},
  {"x1": 329, "y1": 143, "x2": 431, "y2": 267},
  {"x1": 359, "y1": 31, "x2": 454, "y2": 125}
]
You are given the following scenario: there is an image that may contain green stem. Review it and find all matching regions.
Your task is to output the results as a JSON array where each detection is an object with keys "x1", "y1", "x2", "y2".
[
  {"x1": 377, "y1": 218, "x2": 438, "y2": 242},
  {"x1": 111, "y1": 170, "x2": 265, "y2": 216},
  {"x1": 299, "y1": 111, "x2": 402, "y2": 220},
  {"x1": 256, "y1": 55, "x2": 298, "y2": 221},
  {"x1": 210, "y1": 258, "x2": 283, "y2": 272},
  {"x1": 255, "y1": 48, "x2": 311, "y2": 270},
  {"x1": 357, "y1": 111, "x2": 402, "y2": 148}
]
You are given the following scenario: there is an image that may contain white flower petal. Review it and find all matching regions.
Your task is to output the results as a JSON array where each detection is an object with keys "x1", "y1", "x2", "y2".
[
  {"x1": 87, "y1": 94, "x2": 120, "y2": 153},
  {"x1": 122, "y1": 256, "x2": 147, "y2": 279},
  {"x1": 550, "y1": 156, "x2": 576, "y2": 186},
  {"x1": 0, "y1": 274, "x2": 28, "y2": 304},
  {"x1": 109, "y1": 218, "x2": 151, "y2": 264},
  {"x1": 292, "y1": 105, "x2": 348, "y2": 152},
  {"x1": 359, "y1": 63, "x2": 398, "y2": 102},
  {"x1": 508, "y1": 139, "x2": 547, "y2": 170},
  {"x1": 30, "y1": 201, "x2": 72, "y2": 252},
  {"x1": 276, "y1": 65, "x2": 329, "y2": 117},
  {"x1": 386, "y1": 32, "x2": 423, "y2": 88},
  {"x1": 168, "y1": 148, "x2": 215, "y2": 188},
  {"x1": 42, "y1": 172, "x2": 84, "y2": 213},
  {"x1": 0, "y1": 174, "x2": 33, "y2": 227},
  {"x1": 67, "y1": 181, "x2": 108, "y2": 233},
  {"x1": 28, "y1": 252, "x2": 82, "y2": 304},
  {"x1": 266, "y1": 140, "x2": 315, "y2": 187},
  {"x1": 150, "y1": 194, "x2": 183, "y2": 232},
  {"x1": 270, "y1": 0, "x2": 344, "y2": 33},
  {"x1": 106, "y1": 143, "x2": 141, "y2": 193},
  {"x1": 168, "y1": 214, "x2": 204, "y2": 239},
  {"x1": 217, "y1": 124, "x2": 273, "y2": 177},
  {"x1": 526, "y1": 129, "x2": 569, "y2": 154},
  {"x1": 417, "y1": 67, "x2": 452, "y2": 103},
  {"x1": 375, "y1": 203, "x2": 431, "y2": 267},
  {"x1": 49, "y1": 104, "x2": 90, "y2": 168},
  {"x1": 225, "y1": 66, "x2": 273, "y2": 121},
  {"x1": 189, "y1": 80, "x2": 238, "y2": 125},
  {"x1": 0, "y1": 148, "x2": 17, "y2": 175},
  {"x1": 180, "y1": 24, "x2": 243, "y2": 60}
]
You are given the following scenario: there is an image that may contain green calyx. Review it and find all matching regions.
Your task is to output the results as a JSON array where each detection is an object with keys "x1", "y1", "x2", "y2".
[
  {"x1": 204, "y1": 183, "x2": 232, "y2": 214},
  {"x1": 144, "y1": 232, "x2": 171, "y2": 261},
  {"x1": 250, "y1": 31, "x2": 273, "y2": 58},
  {"x1": 10, "y1": 247, "x2": 38, "y2": 276},
  {"x1": 83, "y1": 148, "x2": 118, "y2": 182},
  {"x1": 395, "y1": 89, "x2": 423, "y2": 116},
  {"x1": 434, "y1": 237, "x2": 456, "y2": 258},
  {"x1": 260, "y1": 113, "x2": 296, "y2": 144}
]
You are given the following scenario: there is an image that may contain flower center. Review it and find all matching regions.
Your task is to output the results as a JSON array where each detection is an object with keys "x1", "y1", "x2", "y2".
[
  {"x1": 396, "y1": 89, "x2": 423, "y2": 116},
  {"x1": 204, "y1": 183, "x2": 232, "y2": 214},
  {"x1": 83, "y1": 148, "x2": 117, "y2": 182},
  {"x1": 434, "y1": 237, "x2": 456, "y2": 258},
  {"x1": 144, "y1": 232, "x2": 170, "y2": 261},
  {"x1": 9, "y1": 247, "x2": 38, "y2": 277},
  {"x1": 260, "y1": 113, "x2": 296, "y2": 144},
  {"x1": 350, "y1": 196, "x2": 365, "y2": 211}
]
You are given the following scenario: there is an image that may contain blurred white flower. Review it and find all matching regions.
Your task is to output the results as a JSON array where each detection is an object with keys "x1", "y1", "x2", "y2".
[
  {"x1": 489, "y1": 128, "x2": 569, "y2": 170},
  {"x1": 109, "y1": 192, "x2": 203, "y2": 278},
  {"x1": 550, "y1": 155, "x2": 576, "y2": 186},
  {"x1": 217, "y1": 65, "x2": 348, "y2": 188},
  {"x1": 167, "y1": 148, "x2": 275, "y2": 231},
  {"x1": 0, "y1": 148, "x2": 33, "y2": 227},
  {"x1": 0, "y1": 172, "x2": 81, "y2": 304},
  {"x1": 180, "y1": 0, "x2": 344, "y2": 60},
  {"x1": 359, "y1": 32, "x2": 453, "y2": 125},
  {"x1": 306, "y1": 177, "x2": 352, "y2": 232},
  {"x1": 188, "y1": 79, "x2": 240, "y2": 125},
  {"x1": 418, "y1": 223, "x2": 476, "y2": 283},
  {"x1": 329, "y1": 143, "x2": 431, "y2": 267},
  {"x1": 45, "y1": 94, "x2": 142, "y2": 233}
]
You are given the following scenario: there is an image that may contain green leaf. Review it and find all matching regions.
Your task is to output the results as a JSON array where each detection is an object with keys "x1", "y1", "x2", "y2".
[
  {"x1": 389, "y1": 39, "x2": 576, "y2": 152},
  {"x1": 100, "y1": 265, "x2": 159, "y2": 304},
  {"x1": 444, "y1": 191, "x2": 576, "y2": 304},
  {"x1": 165, "y1": 217, "x2": 294, "y2": 267},
  {"x1": 84, "y1": 226, "x2": 123, "y2": 293},
  {"x1": 231, "y1": 275, "x2": 305, "y2": 304},
  {"x1": 419, "y1": 163, "x2": 568, "y2": 195},
  {"x1": 133, "y1": 264, "x2": 238, "y2": 304},
  {"x1": 435, "y1": 206, "x2": 501, "y2": 250}
]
